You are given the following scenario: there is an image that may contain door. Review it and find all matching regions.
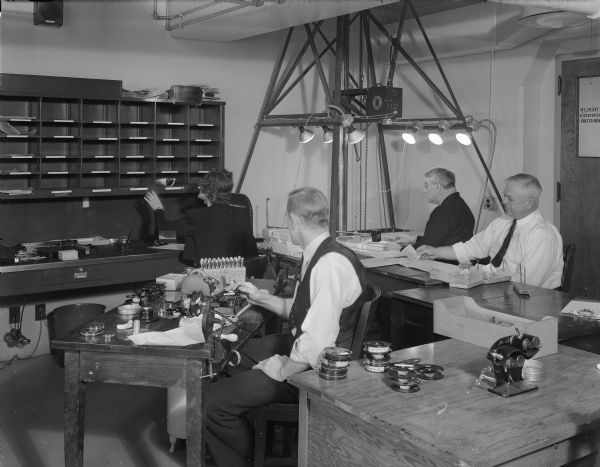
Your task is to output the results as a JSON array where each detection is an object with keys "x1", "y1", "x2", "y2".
[{"x1": 561, "y1": 58, "x2": 600, "y2": 297}]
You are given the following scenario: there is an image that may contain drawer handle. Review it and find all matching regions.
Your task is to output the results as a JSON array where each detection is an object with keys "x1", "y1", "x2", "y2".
[{"x1": 74, "y1": 271, "x2": 88, "y2": 279}]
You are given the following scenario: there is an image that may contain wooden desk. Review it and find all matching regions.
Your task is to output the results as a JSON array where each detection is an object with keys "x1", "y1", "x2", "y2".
[
  {"x1": 52, "y1": 307, "x2": 264, "y2": 467},
  {"x1": 388, "y1": 282, "x2": 581, "y2": 350},
  {"x1": 290, "y1": 339, "x2": 600, "y2": 467},
  {"x1": 0, "y1": 241, "x2": 182, "y2": 297}
]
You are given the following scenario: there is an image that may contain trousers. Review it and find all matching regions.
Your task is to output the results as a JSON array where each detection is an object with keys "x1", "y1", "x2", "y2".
[{"x1": 205, "y1": 333, "x2": 298, "y2": 467}]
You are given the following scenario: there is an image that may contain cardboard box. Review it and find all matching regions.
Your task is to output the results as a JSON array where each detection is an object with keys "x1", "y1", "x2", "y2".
[
  {"x1": 433, "y1": 296, "x2": 557, "y2": 358},
  {"x1": 156, "y1": 273, "x2": 186, "y2": 291}
]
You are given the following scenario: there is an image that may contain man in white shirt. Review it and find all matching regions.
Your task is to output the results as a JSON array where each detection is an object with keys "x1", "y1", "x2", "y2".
[
  {"x1": 204, "y1": 187, "x2": 367, "y2": 467},
  {"x1": 417, "y1": 173, "x2": 563, "y2": 289}
]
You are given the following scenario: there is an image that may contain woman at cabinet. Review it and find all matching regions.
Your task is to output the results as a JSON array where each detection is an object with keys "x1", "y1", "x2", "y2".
[{"x1": 144, "y1": 168, "x2": 258, "y2": 266}]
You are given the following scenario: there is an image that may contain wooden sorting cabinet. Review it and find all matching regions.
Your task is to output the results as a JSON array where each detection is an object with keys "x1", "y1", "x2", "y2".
[{"x1": 0, "y1": 74, "x2": 224, "y2": 199}]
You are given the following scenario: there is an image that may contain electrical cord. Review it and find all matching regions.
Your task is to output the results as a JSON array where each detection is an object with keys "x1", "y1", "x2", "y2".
[{"x1": 474, "y1": 118, "x2": 498, "y2": 232}]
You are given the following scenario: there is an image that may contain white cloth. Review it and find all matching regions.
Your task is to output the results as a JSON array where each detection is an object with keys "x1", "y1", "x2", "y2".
[
  {"x1": 452, "y1": 210, "x2": 563, "y2": 289},
  {"x1": 288, "y1": 233, "x2": 362, "y2": 368}
]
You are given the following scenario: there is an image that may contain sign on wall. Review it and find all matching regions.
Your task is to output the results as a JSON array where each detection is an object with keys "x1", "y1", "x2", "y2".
[{"x1": 578, "y1": 76, "x2": 600, "y2": 157}]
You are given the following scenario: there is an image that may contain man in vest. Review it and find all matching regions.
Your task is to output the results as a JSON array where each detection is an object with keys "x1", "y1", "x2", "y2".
[{"x1": 204, "y1": 187, "x2": 367, "y2": 466}]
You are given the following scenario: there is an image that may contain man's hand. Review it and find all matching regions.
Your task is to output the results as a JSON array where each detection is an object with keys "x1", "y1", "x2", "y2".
[
  {"x1": 253, "y1": 354, "x2": 288, "y2": 382},
  {"x1": 395, "y1": 232, "x2": 417, "y2": 244},
  {"x1": 236, "y1": 281, "x2": 269, "y2": 305},
  {"x1": 144, "y1": 191, "x2": 164, "y2": 211},
  {"x1": 416, "y1": 245, "x2": 438, "y2": 259}
]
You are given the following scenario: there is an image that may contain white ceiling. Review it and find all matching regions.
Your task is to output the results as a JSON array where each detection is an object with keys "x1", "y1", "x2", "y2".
[{"x1": 165, "y1": 0, "x2": 399, "y2": 42}]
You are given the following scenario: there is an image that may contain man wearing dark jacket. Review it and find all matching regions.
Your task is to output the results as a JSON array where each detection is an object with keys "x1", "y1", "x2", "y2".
[{"x1": 395, "y1": 167, "x2": 474, "y2": 248}]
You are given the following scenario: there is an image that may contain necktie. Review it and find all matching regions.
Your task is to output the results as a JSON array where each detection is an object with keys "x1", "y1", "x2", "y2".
[{"x1": 491, "y1": 219, "x2": 517, "y2": 267}]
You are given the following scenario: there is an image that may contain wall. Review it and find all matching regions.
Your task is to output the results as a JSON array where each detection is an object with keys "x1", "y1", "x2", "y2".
[
  {"x1": 0, "y1": 287, "x2": 129, "y2": 361},
  {"x1": 364, "y1": 5, "x2": 600, "y2": 235},
  {"x1": 0, "y1": 0, "x2": 335, "y2": 237}
]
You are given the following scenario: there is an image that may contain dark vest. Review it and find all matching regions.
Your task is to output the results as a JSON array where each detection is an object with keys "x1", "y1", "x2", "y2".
[{"x1": 289, "y1": 237, "x2": 367, "y2": 350}]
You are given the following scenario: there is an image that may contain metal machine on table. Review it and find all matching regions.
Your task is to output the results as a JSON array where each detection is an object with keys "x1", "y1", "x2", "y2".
[{"x1": 476, "y1": 330, "x2": 541, "y2": 397}]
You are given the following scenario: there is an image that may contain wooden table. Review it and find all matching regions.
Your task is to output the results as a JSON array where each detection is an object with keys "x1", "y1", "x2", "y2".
[
  {"x1": 290, "y1": 339, "x2": 600, "y2": 466},
  {"x1": 52, "y1": 304, "x2": 265, "y2": 467},
  {"x1": 387, "y1": 282, "x2": 587, "y2": 350}
]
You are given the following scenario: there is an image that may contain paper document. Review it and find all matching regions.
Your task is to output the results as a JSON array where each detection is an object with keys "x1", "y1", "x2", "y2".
[
  {"x1": 360, "y1": 257, "x2": 403, "y2": 268},
  {"x1": 560, "y1": 300, "x2": 600, "y2": 319},
  {"x1": 400, "y1": 244, "x2": 419, "y2": 260},
  {"x1": 128, "y1": 315, "x2": 207, "y2": 346},
  {"x1": 149, "y1": 243, "x2": 185, "y2": 251},
  {"x1": 396, "y1": 258, "x2": 460, "y2": 274}
]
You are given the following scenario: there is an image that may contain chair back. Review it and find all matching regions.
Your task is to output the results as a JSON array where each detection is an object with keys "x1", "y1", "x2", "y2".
[
  {"x1": 230, "y1": 192, "x2": 253, "y2": 228},
  {"x1": 350, "y1": 283, "x2": 382, "y2": 359},
  {"x1": 561, "y1": 242, "x2": 576, "y2": 292}
]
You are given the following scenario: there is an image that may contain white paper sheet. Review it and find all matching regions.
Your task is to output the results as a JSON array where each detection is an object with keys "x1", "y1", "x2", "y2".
[
  {"x1": 396, "y1": 258, "x2": 461, "y2": 274},
  {"x1": 149, "y1": 243, "x2": 185, "y2": 250},
  {"x1": 360, "y1": 257, "x2": 403, "y2": 268},
  {"x1": 128, "y1": 315, "x2": 206, "y2": 346},
  {"x1": 128, "y1": 327, "x2": 205, "y2": 346}
]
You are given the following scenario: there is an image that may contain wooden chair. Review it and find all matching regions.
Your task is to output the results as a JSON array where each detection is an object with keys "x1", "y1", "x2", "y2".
[
  {"x1": 560, "y1": 242, "x2": 576, "y2": 292},
  {"x1": 249, "y1": 283, "x2": 382, "y2": 467}
]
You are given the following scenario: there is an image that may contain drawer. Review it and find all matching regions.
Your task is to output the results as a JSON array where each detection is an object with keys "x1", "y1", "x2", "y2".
[{"x1": 42, "y1": 263, "x2": 117, "y2": 285}]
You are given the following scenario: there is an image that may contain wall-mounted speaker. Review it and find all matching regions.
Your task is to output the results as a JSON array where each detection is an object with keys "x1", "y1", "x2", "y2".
[{"x1": 33, "y1": 0, "x2": 63, "y2": 27}]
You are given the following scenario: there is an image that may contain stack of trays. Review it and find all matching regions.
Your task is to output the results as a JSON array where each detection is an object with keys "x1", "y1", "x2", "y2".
[
  {"x1": 362, "y1": 340, "x2": 392, "y2": 373},
  {"x1": 319, "y1": 347, "x2": 352, "y2": 380}
]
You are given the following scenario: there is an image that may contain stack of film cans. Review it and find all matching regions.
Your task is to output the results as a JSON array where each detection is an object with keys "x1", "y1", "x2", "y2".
[
  {"x1": 386, "y1": 360, "x2": 444, "y2": 393},
  {"x1": 362, "y1": 340, "x2": 392, "y2": 373},
  {"x1": 319, "y1": 347, "x2": 352, "y2": 380},
  {"x1": 387, "y1": 360, "x2": 421, "y2": 393}
]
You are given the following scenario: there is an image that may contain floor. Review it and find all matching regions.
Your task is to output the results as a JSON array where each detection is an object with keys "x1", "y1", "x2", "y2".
[{"x1": 0, "y1": 353, "x2": 188, "y2": 467}]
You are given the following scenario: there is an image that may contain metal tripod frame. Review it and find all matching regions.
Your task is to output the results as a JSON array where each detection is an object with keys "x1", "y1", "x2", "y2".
[{"x1": 235, "y1": 0, "x2": 503, "y2": 238}]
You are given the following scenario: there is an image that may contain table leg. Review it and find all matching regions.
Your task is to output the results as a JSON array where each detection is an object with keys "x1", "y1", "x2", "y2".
[
  {"x1": 186, "y1": 359, "x2": 205, "y2": 467},
  {"x1": 64, "y1": 350, "x2": 85, "y2": 467},
  {"x1": 297, "y1": 388, "x2": 309, "y2": 467},
  {"x1": 390, "y1": 300, "x2": 407, "y2": 351}
]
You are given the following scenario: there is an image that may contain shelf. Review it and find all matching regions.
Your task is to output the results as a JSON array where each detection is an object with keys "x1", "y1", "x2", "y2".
[{"x1": 0, "y1": 74, "x2": 225, "y2": 199}]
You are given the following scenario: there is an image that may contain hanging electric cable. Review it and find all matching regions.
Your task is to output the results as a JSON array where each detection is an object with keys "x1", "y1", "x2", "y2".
[{"x1": 474, "y1": 118, "x2": 498, "y2": 232}]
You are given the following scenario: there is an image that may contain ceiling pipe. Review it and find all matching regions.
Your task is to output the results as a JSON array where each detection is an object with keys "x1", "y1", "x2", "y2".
[
  {"x1": 154, "y1": 0, "x2": 216, "y2": 21},
  {"x1": 487, "y1": 0, "x2": 600, "y2": 19}
]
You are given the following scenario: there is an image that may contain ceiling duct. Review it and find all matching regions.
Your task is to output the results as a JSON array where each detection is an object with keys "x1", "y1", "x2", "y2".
[{"x1": 487, "y1": 0, "x2": 600, "y2": 19}]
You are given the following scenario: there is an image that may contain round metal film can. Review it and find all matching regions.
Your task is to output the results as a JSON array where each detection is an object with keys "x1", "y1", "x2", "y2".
[
  {"x1": 324, "y1": 347, "x2": 352, "y2": 362},
  {"x1": 362, "y1": 340, "x2": 391, "y2": 354}
]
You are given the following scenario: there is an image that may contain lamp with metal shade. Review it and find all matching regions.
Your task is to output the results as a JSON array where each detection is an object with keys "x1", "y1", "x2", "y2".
[
  {"x1": 298, "y1": 125, "x2": 314, "y2": 144},
  {"x1": 455, "y1": 117, "x2": 480, "y2": 146},
  {"x1": 322, "y1": 126, "x2": 334, "y2": 144},
  {"x1": 401, "y1": 122, "x2": 424, "y2": 145},
  {"x1": 347, "y1": 125, "x2": 365, "y2": 145},
  {"x1": 327, "y1": 104, "x2": 365, "y2": 145},
  {"x1": 427, "y1": 120, "x2": 450, "y2": 145}
]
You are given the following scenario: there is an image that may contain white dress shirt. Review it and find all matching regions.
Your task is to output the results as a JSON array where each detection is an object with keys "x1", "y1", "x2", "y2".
[
  {"x1": 287, "y1": 232, "x2": 362, "y2": 368},
  {"x1": 452, "y1": 210, "x2": 563, "y2": 289}
]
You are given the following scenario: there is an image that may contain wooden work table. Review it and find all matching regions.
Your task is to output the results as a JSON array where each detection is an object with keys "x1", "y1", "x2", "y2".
[
  {"x1": 52, "y1": 303, "x2": 266, "y2": 467},
  {"x1": 290, "y1": 339, "x2": 600, "y2": 466},
  {"x1": 0, "y1": 241, "x2": 182, "y2": 297}
]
